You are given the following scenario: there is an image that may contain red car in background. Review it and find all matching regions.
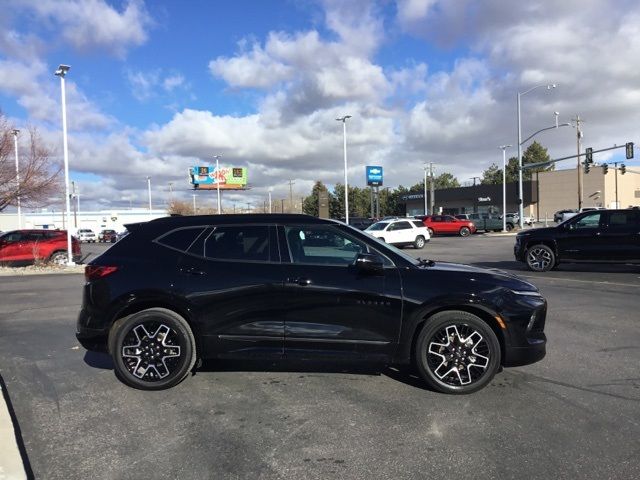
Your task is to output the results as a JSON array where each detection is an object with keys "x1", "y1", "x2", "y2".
[
  {"x1": 0, "y1": 230, "x2": 82, "y2": 266},
  {"x1": 417, "y1": 215, "x2": 477, "y2": 237}
]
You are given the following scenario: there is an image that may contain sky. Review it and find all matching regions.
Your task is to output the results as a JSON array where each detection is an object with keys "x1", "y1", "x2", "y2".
[{"x1": 1, "y1": 0, "x2": 639, "y2": 212}]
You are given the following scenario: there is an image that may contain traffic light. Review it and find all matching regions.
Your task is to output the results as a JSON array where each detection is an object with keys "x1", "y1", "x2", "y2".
[
  {"x1": 583, "y1": 161, "x2": 590, "y2": 174},
  {"x1": 585, "y1": 147, "x2": 593, "y2": 163},
  {"x1": 626, "y1": 142, "x2": 634, "y2": 159},
  {"x1": 620, "y1": 164, "x2": 626, "y2": 175},
  {"x1": 602, "y1": 163, "x2": 608, "y2": 174}
]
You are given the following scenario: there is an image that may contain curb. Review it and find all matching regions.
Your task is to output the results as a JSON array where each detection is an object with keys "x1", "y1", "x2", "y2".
[{"x1": 0, "y1": 374, "x2": 32, "y2": 480}]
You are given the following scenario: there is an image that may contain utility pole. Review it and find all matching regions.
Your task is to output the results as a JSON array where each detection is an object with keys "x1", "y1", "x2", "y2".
[
  {"x1": 430, "y1": 162, "x2": 435, "y2": 215},
  {"x1": 192, "y1": 194, "x2": 197, "y2": 214},
  {"x1": 573, "y1": 115, "x2": 583, "y2": 210},
  {"x1": 72, "y1": 181, "x2": 77, "y2": 228},
  {"x1": 300, "y1": 196, "x2": 304, "y2": 214},
  {"x1": 288, "y1": 179, "x2": 295, "y2": 213},
  {"x1": 615, "y1": 162, "x2": 619, "y2": 207},
  {"x1": 281, "y1": 199, "x2": 285, "y2": 213},
  {"x1": 423, "y1": 164, "x2": 428, "y2": 215}
]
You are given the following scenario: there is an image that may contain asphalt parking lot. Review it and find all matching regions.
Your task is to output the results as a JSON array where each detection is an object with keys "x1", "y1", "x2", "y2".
[{"x1": 1, "y1": 235, "x2": 639, "y2": 479}]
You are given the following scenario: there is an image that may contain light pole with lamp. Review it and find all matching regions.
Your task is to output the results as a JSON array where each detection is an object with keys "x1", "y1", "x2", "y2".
[
  {"x1": 517, "y1": 83, "x2": 556, "y2": 228},
  {"x1": 336, "y1": 115, "x2": 351, "y2": 224},
  {"x1": 498, "y1": 145, "x2": 512, "y2": 232},
  {"x1": 54, "y1": 64, "x2": 74, "y2": 265},
  {"x1": 11, "y1": 129, "x2": 21, "y2": 229},
  {"x1": 213, "y1": 154, "x2": 222, "y2": 214}
]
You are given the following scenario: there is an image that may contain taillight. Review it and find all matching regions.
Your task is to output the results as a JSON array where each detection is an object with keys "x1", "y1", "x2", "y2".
[{"x1": 85, "y1": 265, "x2": 118, "y2": 282}]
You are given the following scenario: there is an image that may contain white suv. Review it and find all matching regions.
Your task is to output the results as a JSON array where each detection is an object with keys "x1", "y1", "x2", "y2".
[
  {"x1": 77, "y1": 229, "x2": 97, "y2": 243},
  {"x1": 365, "y1": 219, "x2": 430, "y2": 248}
]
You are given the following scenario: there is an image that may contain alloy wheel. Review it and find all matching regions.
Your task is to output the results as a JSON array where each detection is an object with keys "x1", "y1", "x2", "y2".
[
  {"x1": 426, "y1": 324, "x2": 490, "y2": 386},
  {"x1": 121, "y1": 322, "x2": 182, "y2": 381},
  {"x1": 527, "y1": 246, "x2": 553, "y2": 272}
]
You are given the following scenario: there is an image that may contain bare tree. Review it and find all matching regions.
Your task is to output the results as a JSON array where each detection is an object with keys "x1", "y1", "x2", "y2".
[{"x1": 0, "y1": 114, "x2": 62, "y2": 212}]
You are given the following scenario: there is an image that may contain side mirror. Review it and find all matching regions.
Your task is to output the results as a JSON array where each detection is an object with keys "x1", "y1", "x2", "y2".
[{"x1": 354, "y1": 253, "x2": 384, "y2": 274}]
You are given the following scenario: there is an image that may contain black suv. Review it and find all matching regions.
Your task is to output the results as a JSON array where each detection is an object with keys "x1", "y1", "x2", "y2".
[
  {"x1": 515, "y1": 209, "x2": 640, "y2": 271},
  {"x1": 77, "y1": 214, "x2": 547, "y2": 394}
]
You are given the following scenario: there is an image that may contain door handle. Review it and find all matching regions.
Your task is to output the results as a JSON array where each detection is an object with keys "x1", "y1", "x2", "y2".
[
  {"x1": 288, "y1": 277, "x2": 312, "y2": 286},
  {"x1": 181, "y1": 266, "x2": 206, "y2": 276}
]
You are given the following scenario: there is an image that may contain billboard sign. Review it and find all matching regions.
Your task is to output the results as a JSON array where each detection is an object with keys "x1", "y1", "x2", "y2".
[
  {"x1": 189, "y1": 166, "x2": 248, "y2": 190},
  {"x1": 366, "y1": 166, "x2": 383, "y2": 186}
]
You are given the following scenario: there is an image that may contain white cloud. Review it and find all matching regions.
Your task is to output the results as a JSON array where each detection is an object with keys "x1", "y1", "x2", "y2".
[{"x1": 15, "y1": 0, "x2": 152, "y2": 57}]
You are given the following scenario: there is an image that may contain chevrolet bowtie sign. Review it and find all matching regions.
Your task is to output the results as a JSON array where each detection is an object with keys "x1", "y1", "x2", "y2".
[{"x1": 366, "y1": 166, "x2": 383, "y2": 186}]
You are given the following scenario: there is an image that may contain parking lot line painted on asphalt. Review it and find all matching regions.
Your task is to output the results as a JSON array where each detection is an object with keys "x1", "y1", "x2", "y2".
[{"x1": 0, "y1": 375, "x2": 30, "y2": 480}]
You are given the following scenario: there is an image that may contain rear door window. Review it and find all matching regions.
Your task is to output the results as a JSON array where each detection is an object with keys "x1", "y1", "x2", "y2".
[
  {"x1": 606, "y1": 211, "x2": 640, "y2": 232},
  {"x1": 202, "y1": 225, "x2": 270, "y2": 262}
]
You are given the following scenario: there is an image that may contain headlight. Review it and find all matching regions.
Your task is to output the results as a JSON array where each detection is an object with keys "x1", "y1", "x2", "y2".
[{"x1": 510, "y1": 289, "x2": 542, "y2": 297}]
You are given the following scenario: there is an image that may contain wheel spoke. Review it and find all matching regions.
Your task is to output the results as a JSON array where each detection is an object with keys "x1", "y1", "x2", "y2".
[{"x1": 121, "y1": 321, "x2": 182, "y2": 382}]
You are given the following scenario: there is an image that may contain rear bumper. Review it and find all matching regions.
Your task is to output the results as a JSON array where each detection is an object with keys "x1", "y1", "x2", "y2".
[{"x1": 76, "y1": 307, "x2": 109, "y2": 352}]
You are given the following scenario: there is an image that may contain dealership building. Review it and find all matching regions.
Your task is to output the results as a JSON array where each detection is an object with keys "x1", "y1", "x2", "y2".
[
  {"x1": 0, "y1": 209, "x2": 168, "y2": 234},
  {"x1": 401, "y1": 167, "x2": 640, "y2": 220}
]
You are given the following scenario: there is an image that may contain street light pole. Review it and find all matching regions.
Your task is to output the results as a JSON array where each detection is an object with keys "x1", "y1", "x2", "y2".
[
  {"x1": 336, "y1": 115, "x2": 351, "y2": 224},
  {"x1": 146, "y1": 176, "x2": 152, "y2": 214},
  {"x1": 517, "y1": 83, "x2": 556, "y2": 229},
  {"x1": 499, "y1": 145, "x2": 512, "y2": 232},
  {"x1": 268, "y1": 188, "x2": 273, "y2": 214},
  {"x1": 11, "y1": 129, "x2": 21, "y2": 229},
  {"x1": 192, "y1": 194, "x2": 197, "y2": 214},
  {"x1": 213, "y1": 154, "x2": 222, "y2": 214},
  {"x1": 55, "y1": 64, "x2": 74, "y2": 265},
  {"x1": 423, "y1": 164, "x2": 427, "y2": 215}
]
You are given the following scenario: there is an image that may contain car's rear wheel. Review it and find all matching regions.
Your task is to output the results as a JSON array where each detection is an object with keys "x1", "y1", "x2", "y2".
[
  {"x1": 526, "y1": 244, "x2": 555, "y2": 272},
  {"x1": 459, "y1": 226, "x2": 471, "y2": 237},
  {"x1": 414, "y1": 235, "x2": 426, "y2": 249},
  {"x1": 427, "y1": 228, "x2": 434, "y2": 237},
  {"x1": 109, "y1": 308, "x2": 196, "y2": 390},
  {"x1": 506, "y1": 223, "x2": 514, "y2": 232},
  {"x1": 48, "y1": 251, "x2": 68, "y2": 265},
  {"x1": 415, "y1": 311, "x2": 500, "y2": 394}
]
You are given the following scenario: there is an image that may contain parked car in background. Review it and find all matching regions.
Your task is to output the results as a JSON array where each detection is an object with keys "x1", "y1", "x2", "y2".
[
  {"x1": 515, "y1": 208, "x2": 640, "y2": 271},
  {"x1": 116, "y1": 230, "x2": 130, "y2": 242},
  {"x1": 418, "y1": 215, "x2": 476, "y2": 236},
  {"x1": 342, "y1": 217, "x2": 375, "y2": 230},
  {"x1": 365, "y1": 218, "x2": 430, "y2": 248},
  {"x1": 77, "y1": 229, "x2": 97, "y2": 243},
  {"x1": 554, "y1": 209, "x2": 577, "y2": 223},
  {"x1": 0, "y1": 229, "x2": 81, "y2": 266},
  {"x1": 99, "y1": 229, "x2": 117, "y2": 243},
  {"x1": 454, "y1": 214, "x2": 471, "y2": 221},
  {"x1": 467, "y1": 213, "x2": 514, "y2": 232},
  {"x1": 559, "y1": 207, "x2": 604, "y2": 223},
  {"x1": 77, "y1": 214, "x2": 546, "y2": 393}
]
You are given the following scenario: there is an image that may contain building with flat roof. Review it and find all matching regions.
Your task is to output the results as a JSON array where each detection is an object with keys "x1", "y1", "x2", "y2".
[
  {"x1": 0, "y1": 209, "x2": 168, "y2": 234},
  {"x1": 400, "y1": 167, "x2": 640, "y2": 220}
]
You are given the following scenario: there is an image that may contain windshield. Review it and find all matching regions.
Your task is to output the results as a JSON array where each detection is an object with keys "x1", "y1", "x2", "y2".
[{"x1": 366, "y1": 222, "x2": 390, "y2": 231}]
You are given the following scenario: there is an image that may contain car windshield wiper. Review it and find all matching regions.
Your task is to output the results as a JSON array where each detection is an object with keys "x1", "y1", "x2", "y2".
[{"x1": 416, "y1": 257, "x2": 436, "y2": 267}]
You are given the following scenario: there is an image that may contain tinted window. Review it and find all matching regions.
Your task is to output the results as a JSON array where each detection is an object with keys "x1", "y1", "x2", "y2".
[
  {"x1": 432, "y1": 216, "x2": 442, "y2": 222},
  {"x1": 411, "y1": 221, "x2": 424, "y2": 228},
  {"x1": 1, "y1": 232, "x2": 23, "y2": 242},
  {"x1": 157, "y1": 227, "x2": 206, "y2": 252},
  {"x1": 572, "y1": 212, "x2": 602, "y2": 230},
  {"x1": 203, "y1": 226, "x2": 269, "y2": 262},
  {"x1": 394, "y1": 221, "x2": 412, "y2": 230},
  {"x1": 284, "y1": 225, "x2": 367, "y2": 265},
  {"x1": 607, "y1": 211, "x2": 639, "y2": 230}
]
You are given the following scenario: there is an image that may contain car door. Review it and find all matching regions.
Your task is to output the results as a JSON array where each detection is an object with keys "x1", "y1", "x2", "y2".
[
  {"x1": 171, "y1": 224, "x2": 285, "y2": 358},
  {"x1": 390, "y1": 220, "x2": 413, "y2": 244},
  {"x1": 443, "y1": 215, "x2": 459, "y2": 234},
  {"x1": 384, "y1": 222, "x2": 402, "y2": 244},
  {"x1": 279, "y1": 224, "x2": 402, "y2": 361},
  {"x1": 556, "y1": 211, "x2": 607, "y2": 260},
  {"x1": 0, "y1": 232, "x2": 24, "y2": 261},
  {"x1": 599, "y1": 210, "x2": 640, "y2": 262}
]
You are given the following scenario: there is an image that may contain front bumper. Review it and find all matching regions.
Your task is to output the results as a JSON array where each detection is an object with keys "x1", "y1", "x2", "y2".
[{"x1": 503, "y1": 338, "x2": 546, "y2": 366}]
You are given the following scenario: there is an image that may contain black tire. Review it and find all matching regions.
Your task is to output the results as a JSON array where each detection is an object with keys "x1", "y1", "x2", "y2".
[
  {"x1": 379, "y1": 237, "x2": 386, "y2": 243},
  {"x1": 414, "y1": 311, "x2": 501, "y2": 394},
  {"x1": 414, "y1": 235, "x2": 426, "y2": 249},
  {"x1": 506, "y1": 223, "x2": 514, "y2": 232},
  {"x1": 525, "y1": 244, "x2": 555, "y2": 272},
  {"x1": 427, "y1": 228, "x2": 434, "y2": 237},
  {"x1": 459, "y1": 226, "x2": 471, "y2": 237},
  {"x1": 48, "y1": 251, "x2": 68, "y2": 265},
  {"x1": 109, "y1": 308, "x2": 197, "y2": 390}
]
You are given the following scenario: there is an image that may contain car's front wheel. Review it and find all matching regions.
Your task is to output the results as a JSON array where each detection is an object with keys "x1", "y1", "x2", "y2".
[
  {"x1": 109, "y1": 308, "x2": 197, "y2": 390},
  {"x1": 415, "y1": 311, "x2": 501, "y2": 394},
  {"x1": 414, "y1": 235, "x2": 426, "y2": 249},
  {"x1": 526, "y1": 244, "x2": 555, "y2": 272},
  {"x1": 459, "y1": 226, "x2": 471, "y2": 237}
]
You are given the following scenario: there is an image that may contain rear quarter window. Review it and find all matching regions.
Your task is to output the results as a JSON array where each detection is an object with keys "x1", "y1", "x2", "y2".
[{"x1": 156, "y1": 227, "x2": 207, "y2": 253}]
